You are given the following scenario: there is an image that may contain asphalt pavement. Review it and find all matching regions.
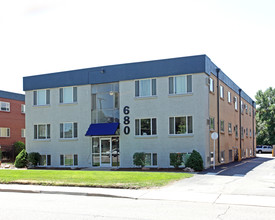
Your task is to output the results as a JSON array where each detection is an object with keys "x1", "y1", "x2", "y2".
[{"x1": 0, "y1": 154, "x2": 274, "y2": 208}]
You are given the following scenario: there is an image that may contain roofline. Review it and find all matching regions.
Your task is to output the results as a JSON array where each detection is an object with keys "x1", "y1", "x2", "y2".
[
  {"x1": 0, "y1": 90, "x2": 25, "y2": 102},
  {"x1": 23, "y1": 54, "x2": 255, "y2": 107}
]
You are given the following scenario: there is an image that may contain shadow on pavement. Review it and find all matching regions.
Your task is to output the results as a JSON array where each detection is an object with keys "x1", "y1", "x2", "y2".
[{"x1": 199, "y1": 156, "x2": 273, "y2": 177}]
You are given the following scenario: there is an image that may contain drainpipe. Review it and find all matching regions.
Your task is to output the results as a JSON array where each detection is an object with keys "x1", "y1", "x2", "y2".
[
  {"x1": 216, "y1": 68, "x2": 221, "y2": 163},
  {"x1": 252, "y1": 101, "x2": 255, "y2": 156},
  {"x1": 239, "y1": 89, "x2": 242, "y2": 159}
]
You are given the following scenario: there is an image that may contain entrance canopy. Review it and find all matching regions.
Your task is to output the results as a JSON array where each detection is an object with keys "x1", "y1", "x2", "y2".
[{"x1": 85, "y1": 123, "x2": 119, "y2": 136}]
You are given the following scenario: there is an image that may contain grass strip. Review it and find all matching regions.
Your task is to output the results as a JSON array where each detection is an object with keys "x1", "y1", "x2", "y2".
[{"x1": 0, "y1": 170, "x2": 193, "y2": 189}]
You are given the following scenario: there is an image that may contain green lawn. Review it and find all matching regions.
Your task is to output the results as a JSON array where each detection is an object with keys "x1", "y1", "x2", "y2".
[{"x1": 0, "y1": 170, "x2": 192, "y2": 189}]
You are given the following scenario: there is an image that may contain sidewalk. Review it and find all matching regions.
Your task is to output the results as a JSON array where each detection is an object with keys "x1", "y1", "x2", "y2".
[{"x1": 1, "y1": 182, "x2": 275, "y2": 208}]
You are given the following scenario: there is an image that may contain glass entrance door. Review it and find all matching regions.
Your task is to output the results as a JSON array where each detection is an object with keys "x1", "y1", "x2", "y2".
[{"x1": 100, "y1": 138, "x2": 111, "y2": 166}]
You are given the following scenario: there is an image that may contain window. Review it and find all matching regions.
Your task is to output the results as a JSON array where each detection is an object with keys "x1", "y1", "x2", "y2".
[
  {"x1": 34, "y1": 124, "x2": 50, "y2": 140},
  {"x1": 135, "y1": 79, "x2": 156, "y2": 97},
  {"x1": 33, "y1": 90, "x2": 50, "y2": 106},
  {"x1": 220, "y1": 86, "x2": 224, "y2": 99},
  {"x1": 0, "y1": 128, "x2": 10, "y2": 137},
  {"x1": 169, "y1": 75, "x2": 192, "y2": 95},
  {"x1": 60, "y1": 122, "x2": 78, "y2": 139},
  {"x1": 60, "y1": 154, "x2": 78, "y2": 166},
  {"x1": 249, "y1": 107, "x2": 252, "y2": 116},
  {"x1": 91, "y1": 83, "x2": 119, "y2": 123},
  {"x1": 135, "y1": 118, "x2": 157, "y2": 136},
  {"x1": 246, "y1": 128, "x2": 248, "y2": 137},
  {"x1": 59, "y1": 87, "x2": 77, "y2": 104},
  {"x1": 21, "y1": 104, "x2": 25, "y2": 113},
  {"x1": 241, "y1": 101, "x2": 244, "y2": 114},
  {"x1": 169, "y1": 116, "x2": 193, "y2": 135},
  {"x1": 227, "y1": 91, "x2": 231, "y2": 103},
  {"x1": 209, "y1": 78, "x2": 214, "y2": 92},
  {"x1": 228, "y1": 123, "x2": 232, "y2": 134},
  {"x1": 245, "y1": 104, "x2": 248, "y2": 114},
  {"x1": 250, "y1": 129, "x2": 252, "y2": 137},
  {"x1": 220, "y1": 120, "x2": 224, "y2": 132},
  {"x1": 21, "y1": 129, "x2": 25, "y2": 138},
  {"x1": 241, "y1": 126, "x2": 244, "y2": 139},
  {"x1": 40, "y1": 155, "x2": 51, "y2": 166},
  {"x1": 145, "y1": 153, "x2": 157, "y2": 166},
  {"x1": 210, "y1": 117, "x2": 215, "y2": 130},
  {"x1": 234, "y1": 97, "x2": 238, "y2": 110},
  {"x1": 235, "y1": 125, "x2": 238, "y2": 138},
  {"x1": 0, "y1": 101, "x2": 10, "y2": 112},
  {"x1": 221, "y1": 151, "x2": 225, "y2": 163}
]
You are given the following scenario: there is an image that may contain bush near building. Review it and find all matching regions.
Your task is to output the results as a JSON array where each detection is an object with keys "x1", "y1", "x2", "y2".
[
  {"x1": 14, "y1": 141, "x2": 25, "y2": 156},
  {"x1": 133, "y1": 152, "x2": 146, "y2": 168},
  {"x1": 27, "y1": 152, "x2": 41, "y2": 167},
  {"x1": 14, "y1": 149, "x2": 28, "y2": 168},
  {"x1": 185, "y1": 150, "x2": 204, "y2": 171},
  {"x1": 170, "y1": 153, "x2": 183, "y2": 168}
]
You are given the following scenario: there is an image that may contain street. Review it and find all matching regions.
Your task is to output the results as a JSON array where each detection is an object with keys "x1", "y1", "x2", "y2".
[{"x1": 0, "y1": 154, "x2": 275, "y2": 219}]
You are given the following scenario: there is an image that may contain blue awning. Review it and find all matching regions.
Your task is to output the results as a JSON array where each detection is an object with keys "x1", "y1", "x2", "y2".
[{"x1": 85, "y1": 123, "x2": 119, "y2": 136}]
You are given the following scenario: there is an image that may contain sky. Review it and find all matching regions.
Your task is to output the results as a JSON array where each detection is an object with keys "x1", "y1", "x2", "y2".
[{"x1": 0, "y1": 0, "x2": 274, "y2": 99}]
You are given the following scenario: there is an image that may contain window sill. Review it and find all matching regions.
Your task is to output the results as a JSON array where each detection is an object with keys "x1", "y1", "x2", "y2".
[
  {"x1": 59, "y1": 102, "x2": 78, "y2": 106},
  {"x1": 168, "y1": 134, "x2": 194, "y2": 138},
  {"x1": 134, "y1": 96, "x2": 157, "y2": 100},
  {"x1": 33, "y1": 105, "x2": 50, "y2": 108},
  {"x1": 0, "y1": 110, "x2": 10, "y2": 113},
  {"x1": 135, "y1": 135, "x2": 158, "y2": 139},
  {"x1": 209, "y1": 91, "x2": 215, "y2": 95},
  {"x1": 33, "y1": 139, "x2": 51, "y2": 142},
  {"x1": 220, "y1": 131, "x2": 225, "y2": 134},
  {"x1": 168, "y1": 93, "x2": 193, "y2": 97},
  {"x1": 228, "y1": 132, "x2": 232, "y2": 135},
  {"x1": 220, "y1": 97, "x2": 224, "y2": 100},
  {"x1": 210, "y1": 129, "x2": 216, "y2": 132},
  {"x1": 59, "y1": 138, "x2": 78, "y2": 142}
]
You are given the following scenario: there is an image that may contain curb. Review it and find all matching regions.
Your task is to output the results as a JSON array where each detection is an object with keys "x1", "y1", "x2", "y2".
[{"x1": 0, "y1": 188, "x2": 135, "y2": 199}]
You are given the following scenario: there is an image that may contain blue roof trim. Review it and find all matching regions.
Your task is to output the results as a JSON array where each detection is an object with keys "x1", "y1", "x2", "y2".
[
  {"x1": 23, "y1": 54, "x2": 255, "y2": 107},
  {"x1": 0, "y1": 90, "x2": 25, "y2": 102},
  {"x1": 23, "y1": 55, "x2": 206, "y2": 91},
  {"x1": 85, "y1": 123, "x2": 119, "y2": 136}
]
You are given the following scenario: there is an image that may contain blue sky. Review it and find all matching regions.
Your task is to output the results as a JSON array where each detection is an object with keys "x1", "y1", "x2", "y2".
[{"x1": 0, "y1": 0, "x2": 274, "y2": 98}]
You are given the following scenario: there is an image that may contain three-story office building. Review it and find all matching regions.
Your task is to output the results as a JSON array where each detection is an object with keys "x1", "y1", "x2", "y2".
[{"x1": 23, "y1": 55, "x2": 256, "y2": 168}]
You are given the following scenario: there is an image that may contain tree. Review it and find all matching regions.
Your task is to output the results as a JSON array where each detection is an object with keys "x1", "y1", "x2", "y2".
[
  {"x1": 14, "y1": 141, "x2": 25, "y2": 156},
  {"x1": 255, "y1": 87, "x2": 275, "y2": 145}
]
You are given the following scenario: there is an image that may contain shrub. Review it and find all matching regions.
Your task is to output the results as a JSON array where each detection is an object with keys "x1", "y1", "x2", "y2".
[
  {"x1": 14, "y1": 141, "x2": 25, "y2": 156},
  {"x1": 170, "y1": 153, "x2": 183, "y2": 168},
  {"x1": 14, "y1": 149, "x2": 28, "y2": 168},
  {"x1": 133, "y1": 152, "x2": 146, "y2": 168},
  {"x1": 185, "y1": 150, "x2": 204, "y2": 171},
  {"x1": 28, "y1": 152, "x2": 41, "y2": 167}
]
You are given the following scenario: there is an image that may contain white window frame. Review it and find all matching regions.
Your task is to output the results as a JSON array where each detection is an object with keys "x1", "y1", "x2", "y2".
[
  {"x1": 0, "y1": 101, "x2": 10, "y2": 112},
  {"x1": 220, "y1": 85, "x2": 224, "y2": 99},
  {"x1": 227, "y1": 91, "x2": 231, "y2": 103},
  {"x1": 59, "y1": 87, "x2": 77, "y2": 104},
  {"x1": 60, "y1": 154, "x2": 78, "y2": 166},
  {"x1": 169, "y1": 116, "x2": 193, "y2": 135},
  {"x1": 241, "y1": 101, "x2": 244, "y2": 114},
  {"x1": 60, "y1": 122, "x2": 78, "y2": 139},
  {"x1": 34, "y1": 124, "x2": 51, "y2": 140},
  {"x1": 135, "y1": 79, "x2": 156, "y2": 97},
  {"x1": 210, "y1": 117, "x2": 215, "y2": 131},
  {"x1": 39, "y1": 155, "x2": 51, "y2": 166},
  {"x1": 228, "y1": 123, "x2": 232, "y2": 134},
  {"x1": 21, "y1": 129, "x2": 26, "y2": 138},
  {"x1": 21, "y1": 104, "x2": 25, "y2": 113},
  {"x1": 169, "y1": 75, "x2": 192, "y2": 95},
  {"x1": 234, "y1": 96, "x2": 238, "y2": 110},
  {"x1": 135, "y1": 118, "x2": 157, "y2": 136},
  {"x1": 33, "y1": 89, "x2": 50, "y2": 106},
  {"x1": 144, "y1": 153, "x2": 157, "y2": 167},
  {"x1": 209, "y1": 78, "x2": 214, "y2": 92},
  {"x1": 0, "y1": 127, "x2": 10, "y2": 137},
  {"x1": 220, "y1": 120, "x2": 225, "y2": 133}
]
